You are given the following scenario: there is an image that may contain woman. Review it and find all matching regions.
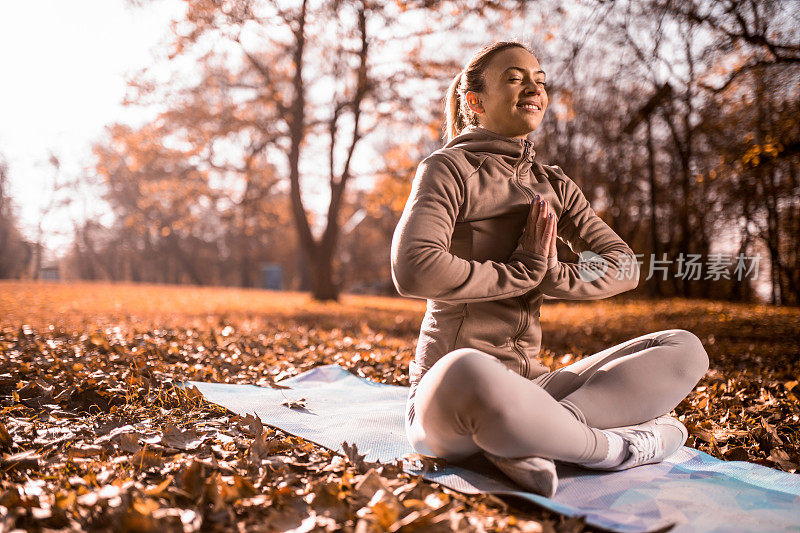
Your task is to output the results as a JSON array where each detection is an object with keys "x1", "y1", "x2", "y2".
[{"x1": 390, "y1": 41, "x2": 709, "y2": 497}]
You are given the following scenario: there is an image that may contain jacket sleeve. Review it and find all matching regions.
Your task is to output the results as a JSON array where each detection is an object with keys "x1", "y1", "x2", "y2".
[
  {"x1": 390, "y1": 154, "x2": 550, "y2": 303},
  {"x1": 537, "y1": 167, "x2": 640, "y2": 300}
]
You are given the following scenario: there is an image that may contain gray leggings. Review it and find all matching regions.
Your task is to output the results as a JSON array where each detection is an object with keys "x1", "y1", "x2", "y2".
[{"x1": 405, "y1": 329, "x2": 709, "y2": 464}]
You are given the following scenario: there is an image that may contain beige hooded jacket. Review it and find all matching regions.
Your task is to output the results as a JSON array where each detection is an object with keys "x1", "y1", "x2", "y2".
[{"x1": 391, "y1": 125, "x2": 641, "y2": 396}]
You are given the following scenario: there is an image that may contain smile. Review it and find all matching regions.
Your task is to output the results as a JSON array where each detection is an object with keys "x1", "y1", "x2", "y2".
[{"x1": 517, "y1": 104, "x2": 541, "y2": 111}]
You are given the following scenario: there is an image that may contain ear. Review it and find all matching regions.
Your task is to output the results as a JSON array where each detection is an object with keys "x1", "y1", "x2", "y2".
[{"x1": 465, "y1": 91, "x2": 484, "y2": 114}]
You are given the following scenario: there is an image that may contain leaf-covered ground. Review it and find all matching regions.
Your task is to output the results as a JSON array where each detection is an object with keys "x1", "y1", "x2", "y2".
[{"x1": 1, "y1": 281, "x2": 798, "y2": 532}]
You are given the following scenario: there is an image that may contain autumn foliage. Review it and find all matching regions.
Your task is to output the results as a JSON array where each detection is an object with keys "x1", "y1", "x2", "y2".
[{"x1": 1, "y1": 281, "x2": 798, "y2": 531}]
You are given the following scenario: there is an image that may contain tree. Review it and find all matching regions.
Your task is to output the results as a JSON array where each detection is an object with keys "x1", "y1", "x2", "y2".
[
  {"x1": 0, "y1": 156, "x2": 30, "y2": 278},
  {"x1": 124, "y1": 0, "x2": 533, "y2": 300},
  {"x1": 661, "y1": 0, "x2": 800, "y2": 93},
  {"x1": 540, "y1": 0, "x2": 798, "y2": 304},
  {"x1": 659, "y1": 0, "x2": 800, "y2": 304},
  {"x1": 697, "y1": 66, "x2": 800, "y2": 305}
]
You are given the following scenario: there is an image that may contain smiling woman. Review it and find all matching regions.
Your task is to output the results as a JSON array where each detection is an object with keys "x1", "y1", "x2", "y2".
[
  {"x1": 391, "y1": 40, "x2": 710, "y2": 497},
  {"x1": 445, "y1": 42, "x2": 548, "y2": 142}
]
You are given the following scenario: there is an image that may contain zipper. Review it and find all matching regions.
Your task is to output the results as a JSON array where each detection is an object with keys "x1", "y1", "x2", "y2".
[
  {"x1": 514, "y1": 139, "x2": 534, "y2": 202},
  {"x1": 512, "y1": 296, "x2": 530, "y2": 378},
  {"x1": 451, "y1": 304, "x2": 469, "y2": 351},
  {"x1": 521, "y1": 138, "x2": 533, "y2": 161},
  {"x1": 511, "y1": 138, "x2": 534, "y2": 378}
]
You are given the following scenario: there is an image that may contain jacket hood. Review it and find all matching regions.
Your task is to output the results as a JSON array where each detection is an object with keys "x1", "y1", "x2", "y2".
[{"x1": 444, "y1": 125, "x2": 536, "y2": 173}]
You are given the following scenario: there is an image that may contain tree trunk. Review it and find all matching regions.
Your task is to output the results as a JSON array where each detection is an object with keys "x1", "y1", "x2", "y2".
[
  {"x1": 646, "y1": 117, "x2": 662, "y2": 297},
  {"x1": 284, "y1": 0, "x2": 340, "y2": 302},
  {"x1": 728, "y1": 230, "x2": 752, "y2": 302},
  {"x1": 286, "y1": 1, "x2": 368, "y2": 302},
  {"x1": 309, "y1": 242, "x2": 338, "y2": 301}
]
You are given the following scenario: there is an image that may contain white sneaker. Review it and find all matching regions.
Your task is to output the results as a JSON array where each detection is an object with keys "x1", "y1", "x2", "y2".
[
  {"x1": 604, "y1": 415, "x2": 688, "y2": 471},
  {"x1": 483, "y1": 451, "x2": 558, "y2": 497}
]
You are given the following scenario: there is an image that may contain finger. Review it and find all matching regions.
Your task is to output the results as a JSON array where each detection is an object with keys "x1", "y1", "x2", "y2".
[
  {"x1": 530, "y1": 197, "x2": 541, "y2": 222},
  {"x1": 536, "y1": 200, "x2": 548, "y2": 235},
  {"x1": 549, "y1": 217, "x2": 557, "y2": 256},
  {"x1": 542, "y1": 211, "x2": 555, "y2": 253}
]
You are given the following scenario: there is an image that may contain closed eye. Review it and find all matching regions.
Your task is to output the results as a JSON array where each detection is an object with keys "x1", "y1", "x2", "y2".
[{"x1": 509, "y1": 77, "x2": 547, "y2": 87}]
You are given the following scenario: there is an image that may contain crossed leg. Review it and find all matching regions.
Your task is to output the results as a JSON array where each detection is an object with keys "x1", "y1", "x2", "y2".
[
  {"x1": 405, "y1": 329, "x2": 709, "y2": 463},
  {"x1": 533, "y1": 329, "x2": 709, "y2": 428}
]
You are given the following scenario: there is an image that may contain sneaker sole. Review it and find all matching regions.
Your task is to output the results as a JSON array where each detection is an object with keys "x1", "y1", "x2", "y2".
[{"x1": 484, "y1": 452, "x2": 558, "y2": 497}]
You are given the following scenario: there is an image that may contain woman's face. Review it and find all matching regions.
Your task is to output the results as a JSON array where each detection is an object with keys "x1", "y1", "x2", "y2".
[{"x1": 466, "y1": 47, "x2": 548, "y2": 139}]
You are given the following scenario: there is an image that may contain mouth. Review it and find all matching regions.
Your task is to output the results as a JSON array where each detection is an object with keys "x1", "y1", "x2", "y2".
[{"x1": 516, "y1": 102, "x2": 542, "y2": 113}]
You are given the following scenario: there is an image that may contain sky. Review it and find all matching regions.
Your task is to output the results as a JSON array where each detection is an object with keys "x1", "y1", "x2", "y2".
[
  {"x1": 0, "y1": 0, "x2": 359, "y2": 258},
  {"x1": 0, "y1": 0, "x2": 187, "y2": 255}
]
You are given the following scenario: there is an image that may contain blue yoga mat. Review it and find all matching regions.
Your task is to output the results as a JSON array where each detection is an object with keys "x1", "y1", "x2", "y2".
[{"x1": 187, "y1": 364, "x2": 800, "y2": 533}]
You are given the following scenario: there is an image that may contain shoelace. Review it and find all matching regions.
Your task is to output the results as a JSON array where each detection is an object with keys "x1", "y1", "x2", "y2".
[{"x1": 624, "y1": 429, "x2": 660, "y2": 464}]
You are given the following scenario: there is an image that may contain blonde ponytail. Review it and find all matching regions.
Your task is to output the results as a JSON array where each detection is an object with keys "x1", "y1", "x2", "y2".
[{"x1": 444, "y1": 71, "x2": 467, "y2": 144}]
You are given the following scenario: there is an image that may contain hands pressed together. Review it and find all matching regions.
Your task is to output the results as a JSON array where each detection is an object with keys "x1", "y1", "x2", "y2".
[{"x1": 519, "y1": 194, "x2": 557, "y2": 260}]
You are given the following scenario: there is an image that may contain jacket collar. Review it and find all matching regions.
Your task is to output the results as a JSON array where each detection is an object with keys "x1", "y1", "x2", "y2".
[{"x1": 444, "y1": 125, "x2": 536, "y2": 173}]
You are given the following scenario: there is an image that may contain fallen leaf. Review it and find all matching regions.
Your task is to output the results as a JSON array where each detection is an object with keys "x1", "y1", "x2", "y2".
[
  {"x1": 0, "y1": 423, "x2": 11, "y2": 451},
  {"x1": 342, "y1": 441, "x2": 380, "y2": 474},
  {"x1": 69, "y1": 444, "x2": 104, "y2": 459},
  {"x1": 162, "y1": 423, "x2": 203, "y2": 451},
  {"x1": 130, "y1": 448, "x2": 163, "y2": 470},
  {"x1": 768, "y1": 448, "x2": 797, "y2": 471},
  {"x1": 282, "y1": 397, "x2": 307, "y2": 409},
  {"x1": 144, "y1": 476, "x2": 174, "y2": 498},
  {"x1": 1, "y1": 450, "x2": 40, "y2": 471},
  {"x1": 118, "y1": 432, "x2": 142, "y2": 454}
]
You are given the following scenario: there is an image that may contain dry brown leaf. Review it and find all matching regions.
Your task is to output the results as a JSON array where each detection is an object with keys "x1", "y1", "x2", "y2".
[
  {"x1": 768, "y1": 448, "x2": 797, "y2": 471},
  {"x1": 282, "y1": 397, "x2": 308, "y2": 409},
  {"x1": 1, "y1": 450, "x2": 40, "y2": 471},
  {"x1": 130, "y1": 448, "x2": 163, "y2": 470},
  {"x1": 162, "y1": 422, "x2": 203, "y2": 451},
  {"x1": 0, "y1": 422, "x2": 12, "y2": 451},
  {"x1": 144, "y1": 475, "x2": 174, "y2": 497}
]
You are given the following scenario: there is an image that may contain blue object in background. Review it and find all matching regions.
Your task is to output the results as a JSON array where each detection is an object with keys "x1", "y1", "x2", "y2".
[{"x1": 260, "y1": 263, "x2": 283, "y2": 290}]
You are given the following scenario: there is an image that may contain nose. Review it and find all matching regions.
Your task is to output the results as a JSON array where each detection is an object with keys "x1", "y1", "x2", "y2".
[{"x1": 524, "y1": 81, "x2": 542, "y2": 96}]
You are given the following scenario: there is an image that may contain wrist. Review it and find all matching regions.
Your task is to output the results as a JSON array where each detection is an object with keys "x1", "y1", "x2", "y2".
[{"x1": 510, "y1": 247, "x2": 549, "y2": 273}]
